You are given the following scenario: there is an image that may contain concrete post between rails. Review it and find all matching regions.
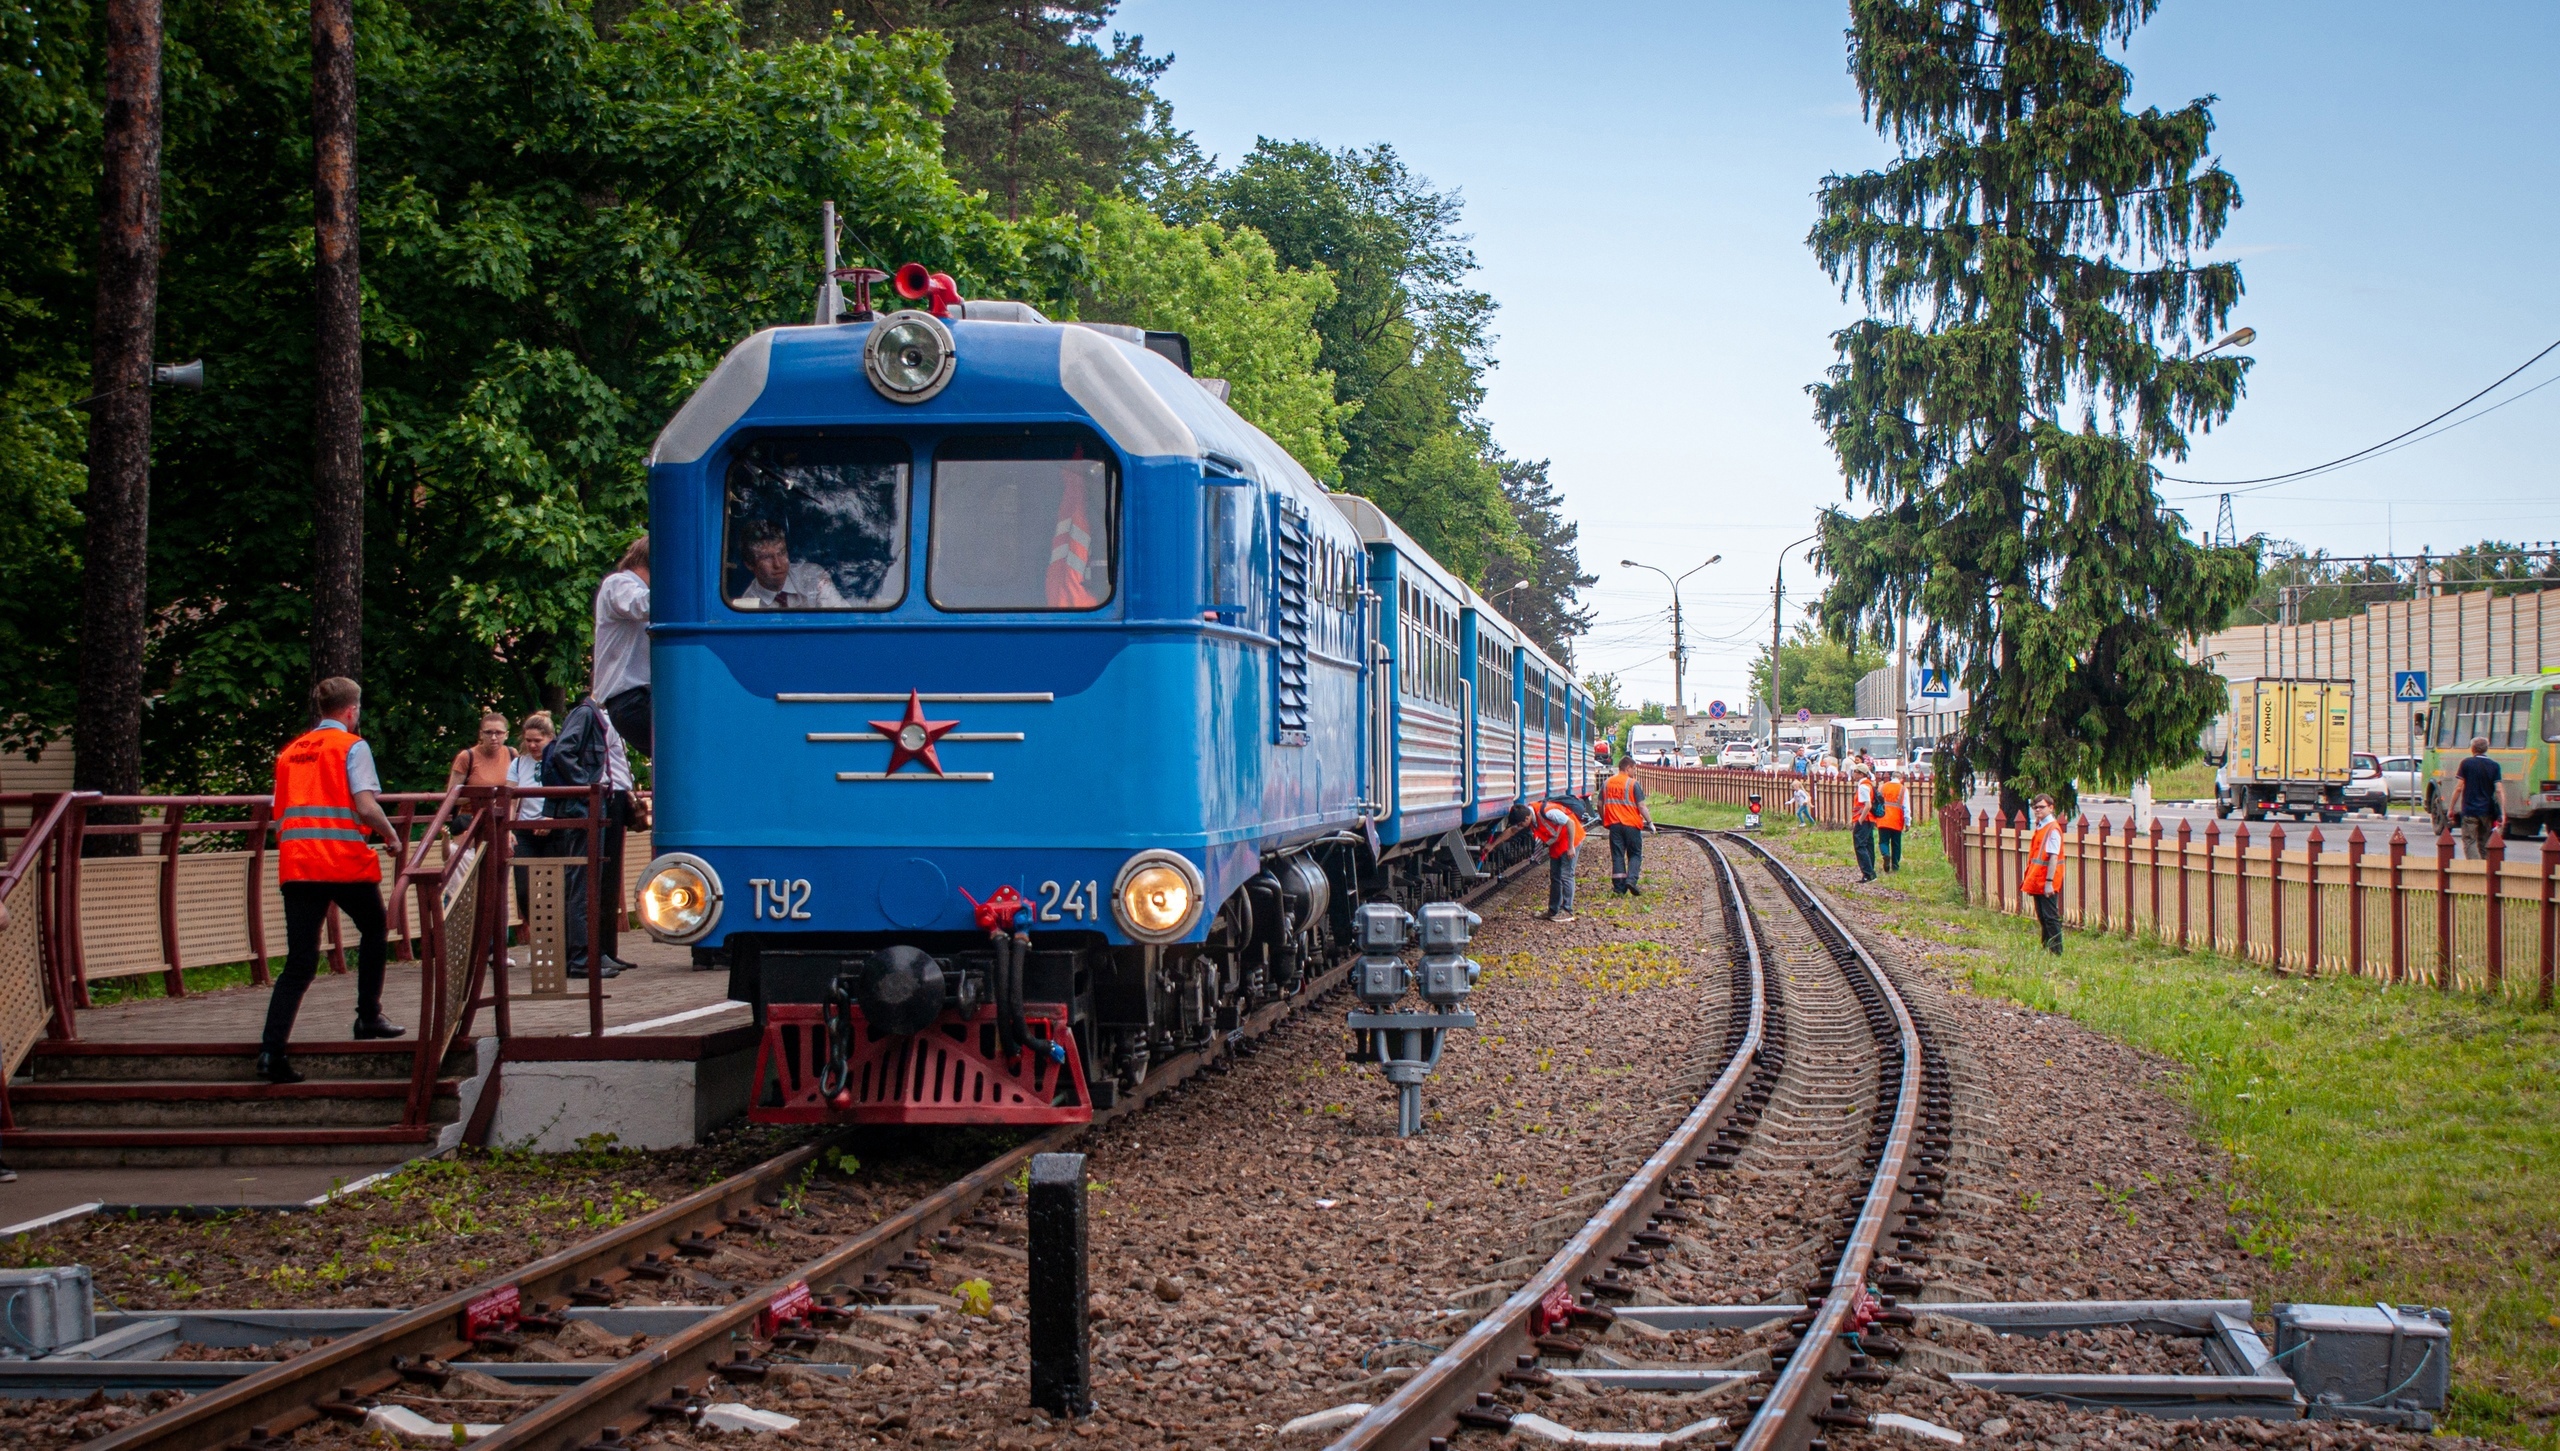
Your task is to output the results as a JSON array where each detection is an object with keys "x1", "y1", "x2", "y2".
[{"x1": 1028, "y1": 1151, "x2": 1091, "y2": 1417}]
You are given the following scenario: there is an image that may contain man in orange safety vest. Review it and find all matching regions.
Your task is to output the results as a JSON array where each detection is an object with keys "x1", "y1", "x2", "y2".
[
  {"x1": 1873, "y1": 767, "x2": 1908, "y2": 874},
  {"x1": 2019, "y1": 793, "x2": 2067, "y2": 955},
  {"x1": 1599, "y1": 757, "x2": 1654, "y2": 896},
  {"x1": 259, "y1": 677, "x2": 406, "y2": 1084},
  {"x1": 1496, "y1": 798, "x2": 1587, "y2": 923},
  {"x1": 1850, "y1": 767, "x2": 1878, "y2": 882}
]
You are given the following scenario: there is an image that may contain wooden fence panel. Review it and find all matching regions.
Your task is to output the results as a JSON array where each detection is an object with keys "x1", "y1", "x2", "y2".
[{"x1": 1959, "y1": 817, "x2": 2559, "y2": 1004}]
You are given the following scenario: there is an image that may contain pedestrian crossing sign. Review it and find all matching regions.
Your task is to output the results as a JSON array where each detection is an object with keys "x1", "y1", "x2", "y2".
[
  {"x1": 2393, "y1": 671, "x2": 2428, "y2": 703},
  {"x1": 1917, "y1": 668, "x2": 1952, "y2": 698}
]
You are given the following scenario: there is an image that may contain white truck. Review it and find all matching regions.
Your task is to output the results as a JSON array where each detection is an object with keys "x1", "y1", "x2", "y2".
[{"x1": 1628, "y1": 724, "x2": 1680, "y2": 766}]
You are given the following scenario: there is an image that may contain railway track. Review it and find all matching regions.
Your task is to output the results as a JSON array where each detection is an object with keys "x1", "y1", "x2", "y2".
[
  {"x1": 1327, "y1": 829, "x2": 1945, "y2": 1451},
  {"x1": 85, "y1": 851, "x2": 1547, "y2": 1451}
]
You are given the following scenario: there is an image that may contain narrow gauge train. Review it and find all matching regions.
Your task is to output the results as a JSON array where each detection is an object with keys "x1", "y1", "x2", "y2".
[{"x1": 632, "y1": 258, "x2": 1596, "y2": 1128}]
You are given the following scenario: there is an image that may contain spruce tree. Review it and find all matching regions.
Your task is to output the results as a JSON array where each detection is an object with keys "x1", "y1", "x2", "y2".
[{"x1": 1808, "y1": 0, "x2": 2260, "y2": 814}]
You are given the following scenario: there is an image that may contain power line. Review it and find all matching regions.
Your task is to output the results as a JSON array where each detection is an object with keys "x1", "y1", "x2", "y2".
[{"x1": 2163, "y1": 334, "x2": 2560, "y2": 496}]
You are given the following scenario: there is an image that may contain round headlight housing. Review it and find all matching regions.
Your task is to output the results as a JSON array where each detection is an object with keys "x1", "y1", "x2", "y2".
[
  {"x1": 1113, "y1": 850, "x2": 1205, "y2": 943},
  {"x1": 863, "y1": 310, "x2": 956, "y2": 403},
  {"x1": 637, "y1": 853, "x2": 723, "y2": 944}
]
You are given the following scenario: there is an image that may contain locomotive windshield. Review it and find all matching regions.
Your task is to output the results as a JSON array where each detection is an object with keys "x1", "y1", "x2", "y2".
[
  {"x1": 722, "y1": 437, "x2": 909, "y2": 610},
  {"x1": 928, "y1": 434, "x2": 1117, "y2": 611}
]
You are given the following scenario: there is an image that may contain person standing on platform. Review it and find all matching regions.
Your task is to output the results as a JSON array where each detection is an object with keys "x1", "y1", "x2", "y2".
[
  {"x1": 1873, "y1": 767, "x2": 1908, "y2": 873},
  {"x1": 2021, "y1": 794, "x2": 2068, "y2": 954},
  {"x1": 260, "y1": 677, "x2": 407, "y2": 1084},
  {"x1": 1851, "y1": 767, "x2": 1878, "y2": 882},
  {"x1": 1599, "y1": 756, "x2": 1653, "y2": 895},
  {"x1": 542, "y1": 692, "x2": 635, "y2": 977},
  {"x1": 595, "y1": 536, "x2": 652, "y2": 757},
  {"x1": 443, "y1": 711, "x2": 514, "y2": 825}
]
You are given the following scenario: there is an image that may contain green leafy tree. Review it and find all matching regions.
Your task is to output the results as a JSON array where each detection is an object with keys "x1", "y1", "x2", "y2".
[
  {"x1": 734, "y1": 0, "x2": 1170, "y2": 219},
  {"x1": 1807, "y1": 0, "x2": 2259, "y2": 812},
  {"x1": 7, "y1": 0, "x2": 1083, "y2": 790},
  {"x1": 1199, "y1": 140, "x2": 1519, "y2": 581},
  {"x1": 1478, "y1": 457, "x2": 1596, "y2": 664},
  {"x1": 1747, "y1": 623, "x2": 1888, "y2": 719},
  {"x1": 1585, "y1": 671, "x2": 1629, "y2": 750},
  {"x1": 1076, "y1": 197, "x2": 1348, "y2": 478}
]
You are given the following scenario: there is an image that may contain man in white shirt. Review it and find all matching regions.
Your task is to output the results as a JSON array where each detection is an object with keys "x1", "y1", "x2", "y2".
[
  {"x1": 733, "y1": 521, "x2": 847, "y2": 609},
  {"x1": 595, "y1": 536, "x2": 652, "y2": 756}
]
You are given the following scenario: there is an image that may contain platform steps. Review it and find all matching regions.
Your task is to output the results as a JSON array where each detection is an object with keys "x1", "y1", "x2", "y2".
[{"x1": 4, "y1": 1039, "x2": 484, "y2": 1168}]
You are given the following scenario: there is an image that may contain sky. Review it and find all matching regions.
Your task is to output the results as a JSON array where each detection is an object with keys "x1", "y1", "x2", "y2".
[{"x1": 1115, "y1": 0, "x2": 2560, "y2": 715}]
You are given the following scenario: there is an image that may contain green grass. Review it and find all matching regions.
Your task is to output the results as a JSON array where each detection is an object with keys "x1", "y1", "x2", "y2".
[
  {"x1": 2145, "y1": 757, "x2": 2219, "y2": 802},
  {"x1": 1654, "y1": 797, "x2": 2560, "y2": 1446},
  {"x1": 84, "y1": 959, "x2": 265, "y2": 1006}
]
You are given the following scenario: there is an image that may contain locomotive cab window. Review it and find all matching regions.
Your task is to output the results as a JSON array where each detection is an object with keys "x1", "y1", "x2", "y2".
[
  {"x1": 929, "y1": 433, "x2": 1117, "y2": 611},
  {"x1": 722, "y1": 436, "x2": 910, "y2": 610}
]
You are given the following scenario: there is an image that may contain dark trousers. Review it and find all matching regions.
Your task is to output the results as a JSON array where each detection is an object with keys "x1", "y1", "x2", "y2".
[
  {"x1": 1608, "y1": 825, "x2": 1645, "y2": 893},
  {"x1": 1877, "y1": 827, "x2": 1903, "y2": 872},
  {"x1": 262, "y1": 879, "x2": 388, "y2": 1053},
  {"x1": 604, "y1": 685, "x2": 652, "y2": 758},
  {"x1": 1547, "y1": 852, "x2": 1577, "y2": 915},
  {"x1": 2032, "y1": 891, "x2": 2064, "y2": 954},
  {"x1": 1853, "y1": 821, "x2": 1877, "y2": 880},
  {"x1": 562, "y1": 794, "x2": 631, "y2": 970}
]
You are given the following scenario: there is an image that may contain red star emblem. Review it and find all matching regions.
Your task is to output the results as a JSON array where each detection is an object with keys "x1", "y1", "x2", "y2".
[{"x1": 870, "y1": 689, "x2": 961, "y2": 776}]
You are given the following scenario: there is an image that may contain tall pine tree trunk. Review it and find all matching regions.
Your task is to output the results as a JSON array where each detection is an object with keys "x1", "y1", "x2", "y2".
[
  {"x1": 309, "y1": 0, "x2": 364, "y2": 685},
  {"x1": 74, "y1": 0, "x2": 164, "y2": 856}
]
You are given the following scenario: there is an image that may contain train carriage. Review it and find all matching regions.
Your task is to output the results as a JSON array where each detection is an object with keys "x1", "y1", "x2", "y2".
[{"x1": 631, "y1": 258, "x2": 1586, "y2": 1128}]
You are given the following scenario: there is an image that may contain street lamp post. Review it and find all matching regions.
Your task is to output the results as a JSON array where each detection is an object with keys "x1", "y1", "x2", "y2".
[
  {"x1": 1621, "y1": 555, "x2": 1720, "y2": 740},
  {"x1": 1768, "y1": 534, "x2": 1819, "y2": 754}
]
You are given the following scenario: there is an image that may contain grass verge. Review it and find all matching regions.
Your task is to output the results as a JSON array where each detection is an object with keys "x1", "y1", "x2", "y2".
[{"x1": 1654, "y1": 796, "x2": 2560, "y2": 1447}]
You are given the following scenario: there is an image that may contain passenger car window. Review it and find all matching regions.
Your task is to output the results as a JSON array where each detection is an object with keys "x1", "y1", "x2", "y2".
[
  {"x1": 929, "y1": 434, "x2": 1116, "y2": 611},
  {"x1": 722, "y1": 437, "x2": 909, "y2": 611},
  {"x1": 2544, "y1": 697, "x2": 2560, "y2": 744}
]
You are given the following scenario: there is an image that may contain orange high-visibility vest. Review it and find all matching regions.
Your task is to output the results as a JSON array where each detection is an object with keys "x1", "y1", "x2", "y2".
[
  {"x1": 274, "y1": 727, "x2": 381, "y2": 883},
  {"x1": 1530, "y1": 800, "x2": 1586, "y2": 859},
  {"x1": 1853, "y1": 777, "x2": 1875, "y2": 825},
  {"x1": 2020, "y1": 818, "x2": 2066, "y2": 896},
  {"x1": 1600, "y1": 772, "x2": 1646, "y2": 828},
  {"x1": 1875, "y1": 780, "x2": 1906, "y2": 833}
]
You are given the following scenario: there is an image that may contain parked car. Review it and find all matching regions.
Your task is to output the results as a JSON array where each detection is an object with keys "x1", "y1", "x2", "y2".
[
  {"x1": 2344, "y1": 752, "x2": 2386, "y2": 810},
  {"x1": 2380, "y1": 755, "x2": 2422, "y2": 805},
  {"x1": 1717, "y1": 742, "x2": 1761, "y2": 768},
  {"x1": 1676, "y1": 749, "x2": 1701, "y2": 768}
]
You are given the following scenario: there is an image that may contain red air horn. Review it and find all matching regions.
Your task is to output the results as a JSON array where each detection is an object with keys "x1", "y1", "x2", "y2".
[{"x1": 893, "y1": 262, "x2": 963, "y2": 318}]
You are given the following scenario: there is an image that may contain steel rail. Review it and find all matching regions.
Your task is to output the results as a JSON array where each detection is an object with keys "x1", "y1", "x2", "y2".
[
  {"x1": 1721, "y1": 832, "x2": 1924, "y2": 1451},
  {"x1": 86, "y1": 847, "x2": 1547, "y2": 1451},
  {"x1": 82, "y1": 1135, "x2": 846, "y2": 1451},
  {"x1": 1326, "y1": 828, "x2": 1765, "y2": 1450},
  {"x1": 473, "y1": 849, "x2": 1550, "y2": 1451}
]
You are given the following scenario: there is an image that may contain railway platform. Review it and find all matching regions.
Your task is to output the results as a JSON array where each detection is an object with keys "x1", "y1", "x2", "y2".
[{"x1": 0, "y1": 786, "x2": 758, "y2": 1228}]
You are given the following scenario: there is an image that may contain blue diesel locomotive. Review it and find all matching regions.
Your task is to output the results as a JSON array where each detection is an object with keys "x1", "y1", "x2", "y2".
[{"x1": 632, "y1": 259, "x2": 1595, "y2": 1128}]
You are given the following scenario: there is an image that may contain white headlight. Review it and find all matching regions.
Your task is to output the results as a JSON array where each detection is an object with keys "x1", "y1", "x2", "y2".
[
  {"x1": 863, "y1": 310, "x2": 956, "y2": 403},
  {"x1": 1113, "y1": 850, "x2": 1205, "y2": 943},
  {"x1": 637, "y1": 853, "x2": 723, "y2": 944}
]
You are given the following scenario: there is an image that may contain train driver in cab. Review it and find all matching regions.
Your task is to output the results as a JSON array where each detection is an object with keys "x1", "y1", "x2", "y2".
[{"x1": 732, "y1": 520, "x2": 848, "y2": 610}]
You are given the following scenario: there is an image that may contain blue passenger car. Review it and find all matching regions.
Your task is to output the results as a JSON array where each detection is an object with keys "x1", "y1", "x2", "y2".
[{"x1": 630, "y1": 261, "x2": 1590, "y2": 1126}]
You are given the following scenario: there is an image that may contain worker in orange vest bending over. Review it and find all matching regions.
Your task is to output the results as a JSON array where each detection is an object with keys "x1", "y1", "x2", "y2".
[
  {"x1": 1494, "y1": 798, "x2": 1588, "y2": 924},
  {"x1": 259, "y1": 676, "x2": 407, "y2": 1084},
  {"x1": 2019, "y1": 793, "x2": 2067, "y2": 955},
  {"x1": 1873, "y1": 767, "x2": 1908, "y2": 874},
  {"x1": 1600, "y1": 757, "x2": 1654, "y2": 896}
]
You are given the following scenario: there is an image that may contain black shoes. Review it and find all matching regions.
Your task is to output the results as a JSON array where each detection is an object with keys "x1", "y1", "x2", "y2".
[
  {"x1": 351, "y1": 1015, "x2": 407, "y2": 1041},
  {"x1": 568, "y1": 961, "x2": 621, "y2": 980},
  {"x1": 257, "y1": 1051, "x2": 307, "y2": 1085},
  {"x1": 0, "y1": 1160, "x2": 17, "y2": 1183}
]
